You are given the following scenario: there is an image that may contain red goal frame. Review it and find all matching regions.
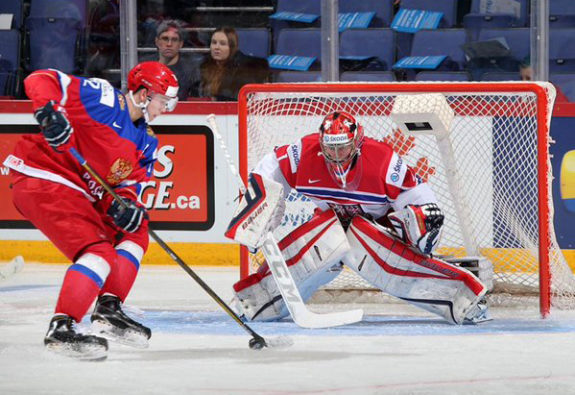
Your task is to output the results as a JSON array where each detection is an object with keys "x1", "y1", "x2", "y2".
[{"x1": 237, "y1": 82, "x2": 553, "y2": 317}]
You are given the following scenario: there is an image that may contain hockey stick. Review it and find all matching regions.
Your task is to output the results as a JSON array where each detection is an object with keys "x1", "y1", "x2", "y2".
[
  {"x1": 207, "y1": 114, "x2": 363, "y2": 328},
  {"x1": 68, "y1": 147, "x2": 284, "y2": 350}
]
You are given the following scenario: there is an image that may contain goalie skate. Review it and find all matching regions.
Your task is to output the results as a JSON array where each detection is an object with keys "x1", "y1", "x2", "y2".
[
  {"x1": 44, "y1": 315, "x2": 108, "y2": 361},
  {"x1": 90, "y1": 295, "x2": 151, "y2": 349},
  {"x1": 463, "y1": 297, "x2": 492, "y2": 324}
]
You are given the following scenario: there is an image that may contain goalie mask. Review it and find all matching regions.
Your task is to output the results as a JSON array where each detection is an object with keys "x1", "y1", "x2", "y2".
[
  {"x1": 319, "y1": 112, "x2": 364, "y2": 190},
  {"x1": 127, "y1": 61, "x2": 179, "y2": 121}
]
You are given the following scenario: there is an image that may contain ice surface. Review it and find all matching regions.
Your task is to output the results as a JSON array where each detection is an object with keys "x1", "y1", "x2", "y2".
[{"x1": 2, "y1": 264, "x2": 575, "y2": 394}]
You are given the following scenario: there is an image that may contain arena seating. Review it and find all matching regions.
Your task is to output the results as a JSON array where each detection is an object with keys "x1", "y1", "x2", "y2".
[{"x1": 339, "y1": 29, "x2": 395, "y2": 71}]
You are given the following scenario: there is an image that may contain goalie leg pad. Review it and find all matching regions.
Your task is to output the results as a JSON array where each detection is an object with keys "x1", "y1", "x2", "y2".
[
  {"x1": 342, "y1": 216, "x2": 486, "y2": 324},
  {"x1": 443, "y1": 256, "x2": 494, "y2": 292},
  {"x1": 233, "y1": 209, "x2": 349, "y2": 321}
]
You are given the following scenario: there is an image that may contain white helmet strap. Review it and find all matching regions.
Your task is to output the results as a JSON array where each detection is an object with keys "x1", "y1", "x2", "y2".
[{"x1": 128, "y1": 90, "x2": 152, "y2": 122}]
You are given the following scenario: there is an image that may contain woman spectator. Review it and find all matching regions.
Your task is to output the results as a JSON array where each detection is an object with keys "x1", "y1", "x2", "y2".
[{"x1": 191, "y1": 27, "x2": 269, "y2": 101}]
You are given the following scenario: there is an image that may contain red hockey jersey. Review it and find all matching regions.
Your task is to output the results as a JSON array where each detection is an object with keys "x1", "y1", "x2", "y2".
[
  {"x1": 3, "y1": 69, "x2": 158, "y2": 209},
  {"x1": 253, "y1": 133, "x2": 437, "y2": 223}
]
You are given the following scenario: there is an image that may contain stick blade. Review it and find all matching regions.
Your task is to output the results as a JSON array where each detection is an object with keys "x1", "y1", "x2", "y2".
[{"x1": 291, "y1": 306, "x2": 364, "y2": 329}]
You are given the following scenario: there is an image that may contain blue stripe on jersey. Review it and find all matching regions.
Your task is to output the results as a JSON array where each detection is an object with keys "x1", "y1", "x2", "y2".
[
  {"x1": 68, "y1": 264, "x2": 104, "y2": 288},
  {"x1": 298, "y1": 187, "x2": 390, "y2": 204},
  {"x1": 117, "y1": 249, "x2": 140, "y2": 270}
]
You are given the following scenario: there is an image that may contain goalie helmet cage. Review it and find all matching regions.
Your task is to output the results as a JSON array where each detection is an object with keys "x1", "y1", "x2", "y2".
[{"x1": 237, "y1": 81, "x2": 575, "y2": 318}]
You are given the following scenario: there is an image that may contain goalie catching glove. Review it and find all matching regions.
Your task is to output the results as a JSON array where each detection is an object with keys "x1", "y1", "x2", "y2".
[
  {"x1": 34, "y1": 100, "x2": 74, "y2": 150},
  {"x1": 225, "y1": 173, "x2": 285, "y2": 250},
  {"x1": 388, "y1": 203, "x2": 444, "y2": 255}
]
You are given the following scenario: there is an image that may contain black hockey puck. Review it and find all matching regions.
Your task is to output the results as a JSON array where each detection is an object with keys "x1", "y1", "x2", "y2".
[{"x1": 249, "y1": 337, "x2": 266, "y2": 350}]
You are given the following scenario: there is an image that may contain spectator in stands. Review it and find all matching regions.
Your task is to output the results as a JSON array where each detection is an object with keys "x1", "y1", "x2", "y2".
[
  {"x1": 519, "y1": 56, "x2": 569, "y2": 102},
  {"x1": 190, "y1": 26, "x2": 269, "y2": 101},
  {"x1": 519, "y1": 56, "x2": 533, "y2": 81},
  {"x1": 152, "y1": 19, "x2": 200, "y2": 101}
]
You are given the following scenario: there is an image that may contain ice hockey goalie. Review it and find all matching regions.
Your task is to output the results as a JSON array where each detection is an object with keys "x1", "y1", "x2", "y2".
[{"x1": 226, "y1": 112, "x2": 490, "y2": 325}]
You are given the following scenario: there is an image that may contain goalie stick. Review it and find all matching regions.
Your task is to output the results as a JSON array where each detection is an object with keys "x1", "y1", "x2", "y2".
[
  {"x1": 68, "y1": 147, "x2": 290, "y2": 350},
  {"x1": 207, "y1": 114, "x2": 364, "y2": 329}
]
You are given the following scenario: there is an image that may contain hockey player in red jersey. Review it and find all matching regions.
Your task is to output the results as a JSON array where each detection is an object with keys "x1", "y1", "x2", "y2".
[
  {"x1": 226, "y1": 111, "x2": 491, "y2": 325},
  {"x1": 3, "y1": 62, "x2": 179, "y2": 360}
]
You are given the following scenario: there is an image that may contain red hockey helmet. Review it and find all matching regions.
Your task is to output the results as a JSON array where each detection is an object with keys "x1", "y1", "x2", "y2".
[
  {"x1": 318, "y1": 111, "x2": 364, "y2": 189},
  {"x1": 319, "y1": 112, "x2": 364, "y2": 165},
  {"x1": 128, "y1": 61, "x2": 179, "y2": 111}
]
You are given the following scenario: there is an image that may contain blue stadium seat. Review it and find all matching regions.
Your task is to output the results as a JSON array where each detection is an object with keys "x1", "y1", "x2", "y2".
[
  {"x1": 25, "y1": 0, "x2": 85, "y2": 74},
  {"x1": 275, "y1": 71, "x2": 322, "y2": 82},
  {"x1": 339, "y1": 29, "x2": 395, "y2": 71},
  {"x1": 276, "y1": 29, "x2": 322, "y2": 59},
  {"x1": 399, "y1": 0, "x2": 458, "y2": 27},
  {"x1": 549, "y1": 29, "x2": 575, "y2": 72},
  {"x1": 477, "y1": 28, "x2": 530, "y2": 63},
  {"x1": 549, "y1": 14, "x2": 575, "y2": 28},
  {"x1": 480, "y1": 72, "x2": 521, "y2": 81},
  {"x1": 409, "y1": 29, "x2": 467, "y2": 69},
  {"x1": 464, "y1": 0, "x2": 529, "y2": 31},
  {"x1": 340, "y1": 71, "x2": 395, "y2": 82},
  {"x1": 550, "y1": 0, "x2": 575, "y2": 27},
  {"x1": 0, "y1": 30, "x2": 20, "y2": 96},
  {"x1": 415, "y1": 71, "x2": 471, "y2": 81},
  {"x1": 550, "y1": 0, "x2": 575, "y2": 15},
  {"x1": 550, "y1": 72, "x2": 575, "y2": 101},
  {"x1": 26, "y1": 17, "x2": 82, "y2": 73},
  {"x1": 275, "y1": 0, "x2": 321, "y2": 15},
  {"x1": 237, "y1": 28, "x2": 270, "y2": 58},
  {"x1": 0, "y1": 0, "x2": 24, "y2": 29},
  {"x1": 271, "y1": 0, "x2": 321, "y2": 48},
  {"x1": 339, "y1": 0, "x2": 395, "y2": 27},
  {"x1": 29, "y1": 0, "x2": 86, "y2": 27}
]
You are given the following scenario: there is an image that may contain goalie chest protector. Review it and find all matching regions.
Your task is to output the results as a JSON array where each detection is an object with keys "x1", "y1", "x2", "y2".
[{"x1": 276, "y1": 133, "x2": 418, "y2": 211}]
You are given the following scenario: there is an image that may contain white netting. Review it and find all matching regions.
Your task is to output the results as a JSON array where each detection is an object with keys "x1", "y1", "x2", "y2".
[{"x1": 239, "y1": 82, "x2": 575, "y2": 313}]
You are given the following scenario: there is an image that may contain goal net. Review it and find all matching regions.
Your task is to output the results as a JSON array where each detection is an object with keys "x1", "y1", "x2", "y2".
[{"x1": 237, "y1": 82, "x2": 575, "y2": 317}]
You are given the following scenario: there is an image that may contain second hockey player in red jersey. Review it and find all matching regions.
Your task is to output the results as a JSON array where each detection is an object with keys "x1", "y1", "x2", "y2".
[
  {"x1": 3, "y1": 62, "x2": 179, "y2": 360},
  {"x1": 226, "y1": 111, "x2": 490, "y2": 325}
]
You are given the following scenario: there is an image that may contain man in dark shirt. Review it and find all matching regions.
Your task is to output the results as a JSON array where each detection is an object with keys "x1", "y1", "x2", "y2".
[{"x1": 152, "y1": 19, "x2": 201, "y2": 101}]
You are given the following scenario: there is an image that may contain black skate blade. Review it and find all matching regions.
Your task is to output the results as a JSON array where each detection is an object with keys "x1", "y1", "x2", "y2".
[
  {"x1": 91, "y1": 320, "x2": 149, "y2": 349},
  {"x1": 45, "y1": 342, "x2": 108, "y2": 361}
]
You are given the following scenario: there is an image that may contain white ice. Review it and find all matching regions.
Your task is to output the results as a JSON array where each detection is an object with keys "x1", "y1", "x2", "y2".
[{"x1": 3, "y1": 263, "x2": 575, "y2": 394}]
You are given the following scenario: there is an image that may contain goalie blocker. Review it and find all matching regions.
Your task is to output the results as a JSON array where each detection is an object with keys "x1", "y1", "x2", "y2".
[{"x1": 225, "y1": 173, "x2": 286, "y2": 250}]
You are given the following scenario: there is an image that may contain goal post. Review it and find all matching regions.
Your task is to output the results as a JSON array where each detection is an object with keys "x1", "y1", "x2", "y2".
[{"x1": 237, "y1": 81, "x2": 574, "y2": 317}]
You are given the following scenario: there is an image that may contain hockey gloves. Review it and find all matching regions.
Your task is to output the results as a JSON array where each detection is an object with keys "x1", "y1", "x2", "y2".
[
  {"x1": 34, "y1": 101, "x2": 73, "y2": 150},
  {"x1": 388, "y1": 203, "x2": 444, "y2": 255},
  {"x1": 107, "y1": 198, "x2": 147, "y2": 233}
]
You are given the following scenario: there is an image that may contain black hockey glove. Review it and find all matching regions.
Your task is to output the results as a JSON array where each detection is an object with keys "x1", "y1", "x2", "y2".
[
  {"x1": 34, "y1": 100, "x2": 73, "y2": 150},
  {"x1": 107, "y1": 198, "x2": 147, "y2": 233}
]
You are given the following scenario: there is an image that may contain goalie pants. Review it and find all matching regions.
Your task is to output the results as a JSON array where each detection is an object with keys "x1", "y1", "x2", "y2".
[
  {"x1": 11, "y1": 174, "x2": 148, "y2": 322},
  {"x1": 235, "y1": 211, "x2": 486, "y2": 324}
]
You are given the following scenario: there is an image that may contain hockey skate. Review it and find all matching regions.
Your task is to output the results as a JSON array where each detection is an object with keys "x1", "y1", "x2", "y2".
[
  {"x1": 90, "y1": 295, "x2": 151, "y2": 349},
  {"x1": 463, "y1": 297, "x2": 492, "y2": 324},
  {"x1": 44, "y1": 315, "x2": 108, "y2": 361}
]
